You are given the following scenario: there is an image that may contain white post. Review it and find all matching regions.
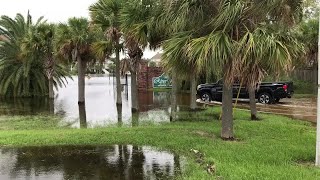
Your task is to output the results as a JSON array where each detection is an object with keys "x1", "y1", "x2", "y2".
[{"x1": 316, "y1": 13, "x2": 320, "y2": 166}]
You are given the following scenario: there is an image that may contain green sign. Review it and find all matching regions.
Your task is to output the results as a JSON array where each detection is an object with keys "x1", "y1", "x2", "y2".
[{"x1": 153, "y1": 74, "x2": 172, "y2": 88}]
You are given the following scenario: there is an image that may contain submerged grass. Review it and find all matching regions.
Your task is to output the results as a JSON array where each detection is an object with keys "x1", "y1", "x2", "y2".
[{"x1": 0, "y1": 108, "x2": 319, "y2": 179}]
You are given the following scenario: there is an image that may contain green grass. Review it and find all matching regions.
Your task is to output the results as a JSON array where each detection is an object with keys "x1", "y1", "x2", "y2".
[
  {"x1": 0, "y1": 108, "x2": 319, "y2": 179},
  {"x1": 149, "y1": 88, "x2": 173, "y2": 92},
  {"x1": 0, "y1": 115, "x2": 72, "y2": 130},
  {"x1": 293, "y1": 80, "x2": 316, "y2": 95}
]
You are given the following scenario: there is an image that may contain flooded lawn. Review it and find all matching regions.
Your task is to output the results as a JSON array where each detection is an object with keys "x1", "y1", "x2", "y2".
[
  {"x1": 0, "y1": 76, "x2": 190, "y2": 128},
  {"x1": 235, "y1": 98, "x2": 317, "y2": 123},
  {"x1": 0, "y1": 145, "x2": 184, "y2": 180},
  {"x1": 198, "y1": 97, "x2": 317, "y2": 123}
]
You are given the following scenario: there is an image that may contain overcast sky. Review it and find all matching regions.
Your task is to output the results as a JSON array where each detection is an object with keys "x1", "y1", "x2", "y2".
[{"x1": 0, "y1": 0, "x2": 160, "y2": 58}]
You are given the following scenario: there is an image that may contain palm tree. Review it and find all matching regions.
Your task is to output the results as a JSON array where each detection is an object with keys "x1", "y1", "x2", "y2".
[
  {"x1": 238, "y1": 28, "x2": 300, "y2": 120},
  {"x1": 31, "y1": 24, "x2": 57, "y2": 99},
  {"x1": 238, "y1": 0, "x2": 303, "y2": 120},
  {"x1": 120, "y1": 0, "x2": 152, "y2": 112},
  {"x1": 0, "y1": 13, "x2": 68, "y2": 97},
  {"x1": 160, "y1": 0, "x2": 303, "y2": 139},
  {"x1": 55, "y1": 18, "x2": 95, "y2": 104},
  {"x1": 119, "y1": 0, "x2": 168, "y2": 112},
  {"x1": 119, "y1": 40, "x2": 143, "y2": 112},
  {"x1": 90, "y1": 0, "x2": 125, "y2": 105}
]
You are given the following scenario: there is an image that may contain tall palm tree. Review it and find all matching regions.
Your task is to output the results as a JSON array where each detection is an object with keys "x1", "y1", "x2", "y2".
[
  {"x1": 120, "y1": 0, "x2": 154, "y2": 112},
  {"x1": 159, "y1": 0, "x2": 221, "y2": 111},
  {"x1": 119, "y1": 0, "x2": 168, "y2": 112},
  {"x1": 90, "y1": 0, "x2": 125, "y2": 105},
  {"x1": 55, "y1": 18, "x2": 95, "y2": 104}
]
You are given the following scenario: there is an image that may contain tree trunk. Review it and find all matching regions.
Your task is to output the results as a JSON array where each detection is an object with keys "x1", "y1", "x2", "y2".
[
  {"x1": 117, "y1": 104, "x2": 122, "y2": 127},
  {"x1": 221, "y1": 80, "x2": 234, "y2": 140},
  {"x1": 48, "y1": 77, "x2": 54, "y2": 99},
  {"x1": 190, "y1": 73, "x2": 197, "y2": 110},
  {"x1": 49, "y1": 98, "x2": 54, "y2": 115},
  {"x1": 249, "y1": 88, "x2": 258, "y2": 120},
  {"x1": 132, "y1": 112, "x2": 139, "y2": 127},
  {"x1": 78, "y1": 103, "x2": 87, "y2": 128},
  {"x1": 131, "y1": 70, "x2": 139, "y2": 112},
  {"x1": 115, "y1": 47, "x2": 122, "y2": 105},
  {"x1": 170, "y1": 72, "x2": 178, "y2": 121},
  {"x1": 77, "y1": 56, "x2": 86, "y2": 104}
]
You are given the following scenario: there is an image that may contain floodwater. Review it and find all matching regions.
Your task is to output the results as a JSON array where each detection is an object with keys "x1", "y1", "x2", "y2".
[
  {"x1": 0, "y1": 76, "x2": 190, "y2": 128},
  {"x1": 202, "y1": 98, "x2": 317, "y2": 123},
  {"x1": 232, "y1": 98, "x2": 316, "y2": 123},
  {"x1": 0, "y1": 75, "x2": 316, "y2": 125},
  {"x1": 0, "y1": 145, "x2": 184, "y2": 180}
]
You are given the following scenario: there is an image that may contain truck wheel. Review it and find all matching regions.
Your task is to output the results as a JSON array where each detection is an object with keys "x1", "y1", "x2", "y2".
[
  {"x1": 258, "y1": 92, "x2": 272, "y2": 104},
  {"x1": 201, "y1": 92, "x2": 212, "y2": 102}
]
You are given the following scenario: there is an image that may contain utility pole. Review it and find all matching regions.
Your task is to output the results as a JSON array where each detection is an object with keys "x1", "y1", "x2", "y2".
[{"x1": 316, "y1": 13, "x2": 320, "y2": 166}]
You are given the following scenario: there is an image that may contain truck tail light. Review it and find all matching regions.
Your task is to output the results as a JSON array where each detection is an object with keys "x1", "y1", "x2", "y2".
[{"x1": 283, "y1": 84, "x2": 288, "y2": 92}]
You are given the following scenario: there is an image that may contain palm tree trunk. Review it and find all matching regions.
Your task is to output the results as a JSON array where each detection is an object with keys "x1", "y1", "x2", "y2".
[
  {"x1": 190, "y1": 73, "x2": 197, "y2": 110},
  {"x1": 132, "y1": 112, "x2": 139, "y2": 127},
  {"x1": 131, "y1": 70, "x2": 139, "y2": 112},
  {"x1": 77, "y1": 56, "x2": 86, "y2": 104},
  {"x1": 221, "y1": 80, "x2": 234, "y2": 140},
  {"x1": 115, "y1": 47, "x2": 122, "y2": 105},
  {"x1": 117, "y1": 104, "x2": 122, "y2": 127},
  {"x1": 79, "y1": 103, "x2": 87, "y2": 128},
  {"x1": 170, "y1": 72, "x2": 178, "y2": 121},
  {"x1": 249, "y1": 88, "x2": 258, "y2": 120},
  {"x1": 48, "y1": 77, "x2": 54, "y2": 99}
]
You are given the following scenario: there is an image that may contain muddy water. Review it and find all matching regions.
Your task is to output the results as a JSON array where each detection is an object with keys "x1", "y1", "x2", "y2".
[
  {"x1": 235, "y1": 98, "x2": 317, "y2": 123},
  {"x1": 0, "y1": 145, "x2": 184, "y2": 180},
  {"x1": 0, "y1": 76, "x2": 190, "y2": 128}
]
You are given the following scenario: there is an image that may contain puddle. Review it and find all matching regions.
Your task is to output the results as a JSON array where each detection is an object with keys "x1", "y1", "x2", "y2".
[
  {"x1": 0, "y1": 145, "x2": 184, "y2": 180},
  {"x1": 199, "y1": 97, "x2": 317, "y2": 123},
  {"x1": 235, "y1": 98, "x2": 317, "y2": 123}
]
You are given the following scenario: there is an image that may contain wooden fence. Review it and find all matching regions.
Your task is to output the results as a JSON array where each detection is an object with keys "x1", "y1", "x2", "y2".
[{"x1": 291, "y1": 69, "x2": 317, "y2": 83}]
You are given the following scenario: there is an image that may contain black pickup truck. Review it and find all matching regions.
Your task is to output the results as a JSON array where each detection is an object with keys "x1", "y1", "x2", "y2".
[{"x1": 197, "y1": 80, "x2": 294, "y2": 104}]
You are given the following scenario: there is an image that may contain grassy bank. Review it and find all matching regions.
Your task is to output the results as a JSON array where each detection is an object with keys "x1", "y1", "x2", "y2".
[{"x1": 0, "y1": 108, "x2": 319, "y2": 179}]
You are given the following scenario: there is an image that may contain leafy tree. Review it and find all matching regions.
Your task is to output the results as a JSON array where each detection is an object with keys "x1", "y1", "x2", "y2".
[{"x1": 295, "y1": 18, "x2": 318, "y2": 69}]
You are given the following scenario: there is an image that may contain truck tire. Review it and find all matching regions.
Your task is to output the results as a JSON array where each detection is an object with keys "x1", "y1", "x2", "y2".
[
  {"x1": 201, "y1": 92, "x2": 212, "y2": 102},
  {"x1": 258, "y1": 92, "x2": 273, "y2": 104}
]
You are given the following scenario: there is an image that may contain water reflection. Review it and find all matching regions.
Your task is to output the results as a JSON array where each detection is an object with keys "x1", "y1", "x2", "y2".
[
  {"x1": 0, "y1": 97, "x2": 59, "y2": 115},
  {"x1": 0, "y1": 76, "x2": 191, "y2": 128},
  {"x1": 0, "y1": 145, "x2": 184, "y2": 180}
]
